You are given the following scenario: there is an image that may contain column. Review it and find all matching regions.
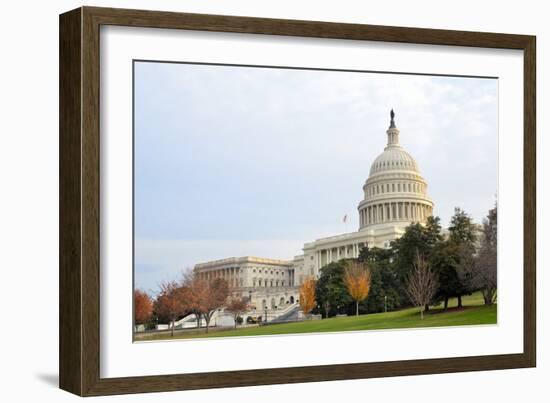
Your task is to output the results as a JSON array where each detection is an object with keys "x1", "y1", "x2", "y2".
[
  {"x1": 367, "y1": 206, "x2": 371, "y2": 225},
  {"x1": 370, "y1": 206, "x2": 373, "y2": 224},
  {"x1": 316, "y1": 251, "x2": 320, "y2": 270}
]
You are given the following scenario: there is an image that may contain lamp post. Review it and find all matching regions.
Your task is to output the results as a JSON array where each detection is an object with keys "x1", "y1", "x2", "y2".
[
  {"x1": 384, "y1": 295, "x2": 388, "y2": 313},
  {"x1": 264, "y1": 306, "x2": 268, "y2": 323}
]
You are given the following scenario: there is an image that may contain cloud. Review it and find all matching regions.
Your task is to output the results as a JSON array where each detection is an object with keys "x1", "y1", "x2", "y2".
[{"x1": 134, "y1": 61, "x2": 498, "y2": 290}]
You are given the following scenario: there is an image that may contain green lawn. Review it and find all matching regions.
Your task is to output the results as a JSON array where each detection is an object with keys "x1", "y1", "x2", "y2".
[{"x1": 136, "y1": 292, "x2": 496, "y2": 342}]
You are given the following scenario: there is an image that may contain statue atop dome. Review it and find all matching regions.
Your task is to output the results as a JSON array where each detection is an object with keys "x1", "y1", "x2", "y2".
[{"x1": 386, "y1": 109, "x2": 399, "y2": 147}]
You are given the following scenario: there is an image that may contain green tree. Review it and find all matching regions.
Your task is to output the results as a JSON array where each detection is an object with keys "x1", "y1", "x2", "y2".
[
  {"x1": 449, "y1": 207, "x2": 478, "y2": 245},
  {"x1": 315, "y1": 261, "x2": 352, "y2": 318},
  {"x1": 358, "y1": 246, "x2": 401, "y2": 313},
  {"x1": 390, "y1": 216, "x2": 443, "y2": 308},
  {"x1": 431, "y1": 241, "x2": 462, "y2": 309},
  {"x1": 474, "y1": 205, "x2": 498, "y2": 305},
  {"x1": 433, "y1": 208, "x2": 478, "y2": 309}
]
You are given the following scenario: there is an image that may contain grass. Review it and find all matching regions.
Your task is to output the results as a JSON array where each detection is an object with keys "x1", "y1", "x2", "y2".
[{"x1": 135, "y1": 292, "x2": 496, "y2": 342}]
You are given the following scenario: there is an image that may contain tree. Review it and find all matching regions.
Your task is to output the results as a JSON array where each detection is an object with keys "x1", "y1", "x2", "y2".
[
  {"x1": 134, "y1": 289, "x2": 153, "y2": 332},
  {"x1": 199, "y1": 278, "x2": 229, "y2": 333},
  {"x1": 431, "y1": 241, "x2": 462, "y2": 310},
  {"x1": 358, "y1": 246, "x2": 401, "y2": 313},
  {"x1": 181, "y1": 270, "x2": 207, "y2": 329},
  {"x1": 344, "y1": 261, "x2": 371, "y2": 316},
  {"x1": 391, "y1": 217, "x2": 443, "y2": 307},
  {"x1": 474, "y1": 205, "x2": 498, "y2": 305},
  {"x1": 225, "y1": 296, "x2": 249, "y2": 328},
  {"x1": 406, "y1": 252, "x2": 439, "y2": 320},
  {"x1": 315, "y1": 261, "x2": 352, "y2": 318},
  {"x1": 299, "y1": 276, "x2": 317, "y2": 318},
  {"x1": 449, "y1": 207, "x2": 478, "y2": 245},
  {"x1": 447, "y1": 207, "x2": 478, "y2": 308},
  {"x1": 155, "y1": 280, "x2": 189, "y2": 337}
]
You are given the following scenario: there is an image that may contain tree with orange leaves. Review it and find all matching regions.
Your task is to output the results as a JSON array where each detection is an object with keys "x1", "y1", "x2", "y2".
[
  {"x1": 344, "y1": 261, "x2": 371, "y2": 316},
  {"x1": 134, "y1": 289, "x2": 153, "y2": 332},
  {"x1": 200, "y1": 278, "x2": 229, "y2": 333},
  {"x1": 181, "y1": 271, "x2": 207, "y2": 330},
  {"x1": 154, "y1": 280, "x2": 189, "y2": 337},
  {"x1": 225, "y1": 296, "x2": 249, "y2": 328},
  {"x1": 299, "y1": 276, "x2": 317, "y2": 318}
]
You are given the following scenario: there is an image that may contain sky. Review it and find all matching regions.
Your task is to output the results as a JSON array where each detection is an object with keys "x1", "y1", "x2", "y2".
[{"x1": 134, "y1": 61, "x2": 498, "y2": 294}]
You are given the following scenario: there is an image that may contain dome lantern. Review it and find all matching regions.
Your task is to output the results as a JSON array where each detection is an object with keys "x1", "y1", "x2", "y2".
[{"x1": 386, "y1": 109, "x2": 400, "y2": 147}]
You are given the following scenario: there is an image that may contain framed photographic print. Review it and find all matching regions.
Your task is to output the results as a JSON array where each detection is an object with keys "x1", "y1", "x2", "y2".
[{"x1": 59, "y1": 6, "x2": 536, "y2": 396}]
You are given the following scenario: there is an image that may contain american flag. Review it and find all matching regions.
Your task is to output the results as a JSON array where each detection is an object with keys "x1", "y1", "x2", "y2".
[{"x1": 343, "y1": 214, "x2": 347, "y2": 223}]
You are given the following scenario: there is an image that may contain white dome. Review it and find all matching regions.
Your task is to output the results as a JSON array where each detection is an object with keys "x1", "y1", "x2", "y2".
[
  {"x1": 369, "y1": 146, "x2": 419, "y2": 176},
  {"x1": 357, "y1": 110, "x2": 433, "y2": 232}
]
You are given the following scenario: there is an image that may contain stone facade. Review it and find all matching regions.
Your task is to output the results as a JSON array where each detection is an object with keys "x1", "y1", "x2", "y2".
[{"x1": 194, "y1": 256, "x2": 299, "y2": 310}]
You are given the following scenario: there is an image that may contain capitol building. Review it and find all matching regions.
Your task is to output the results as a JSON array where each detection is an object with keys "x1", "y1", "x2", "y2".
[{"x1": 194, "y1": 110, "x2": 434, "y2": 316}]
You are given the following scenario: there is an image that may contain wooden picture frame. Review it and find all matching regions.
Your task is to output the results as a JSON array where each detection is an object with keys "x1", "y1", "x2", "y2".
[{"x1": 59, "y1": 6, "x2": 536, "y2": 396}]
